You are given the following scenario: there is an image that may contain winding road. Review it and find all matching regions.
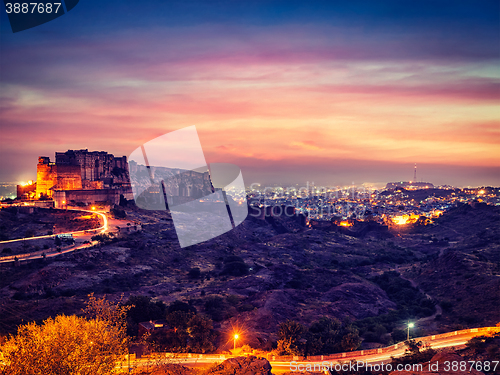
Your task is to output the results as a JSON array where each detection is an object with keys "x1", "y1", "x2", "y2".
[{"x1": 0, "y1": 208, "x2": 136, "y2": 263}]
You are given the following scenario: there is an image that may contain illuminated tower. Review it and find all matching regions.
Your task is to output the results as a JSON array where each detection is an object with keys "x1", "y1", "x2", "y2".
[{"x1": 413, "y1": 163, "x2": 417, "y2": 182}]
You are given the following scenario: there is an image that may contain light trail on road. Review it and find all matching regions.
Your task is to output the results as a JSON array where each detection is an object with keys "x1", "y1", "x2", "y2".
[
  {"x1": 119, "y1": 328, "x2": 498, "y2": 374},
  {"x1": 0, "y1": 208, "x2": 131, "y2": 263},
  {"x1": 0, "y1": 208, "x2": 107, "y2": 244}
]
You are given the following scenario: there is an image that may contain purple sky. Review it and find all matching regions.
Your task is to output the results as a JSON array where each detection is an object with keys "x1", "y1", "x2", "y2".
[{"x1": 1, "y1": 1, "x2": 499, "y2": 187}]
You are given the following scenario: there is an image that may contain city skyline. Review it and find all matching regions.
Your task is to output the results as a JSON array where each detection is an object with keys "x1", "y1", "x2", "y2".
[
  {"x1": 1, "y1": 1, "x2": 499, "y2": 187},
  {"x1": 5, "y1": 148, "x2": 499, "y2": 190}
]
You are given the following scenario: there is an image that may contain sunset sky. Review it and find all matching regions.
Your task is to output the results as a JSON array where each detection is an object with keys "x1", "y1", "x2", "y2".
[{"x1": 1, "y1": 1, "x2": 499, "y2": 187}]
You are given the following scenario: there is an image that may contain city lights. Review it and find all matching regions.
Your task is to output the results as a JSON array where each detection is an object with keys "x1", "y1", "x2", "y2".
[{"x1": 391, "y1": 214, "x2": 420, "y2": 226}]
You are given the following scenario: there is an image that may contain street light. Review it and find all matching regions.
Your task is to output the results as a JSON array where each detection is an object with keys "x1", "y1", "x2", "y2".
[
  {"x1": 407, "y1": 322, "x2": 415, "y2": 341},
  {"x1": 233, "y1": 333, "x2": 239, "y2": 351}
]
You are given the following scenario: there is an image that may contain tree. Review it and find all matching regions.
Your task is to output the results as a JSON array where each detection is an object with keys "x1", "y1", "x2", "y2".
[
  {"x1": 204, "y1": 296, "x2": 227, "y2": 322},
  {"x1": 148, "y1": 328, "x2": 189, "y2": 353},
  {"x1": 392, "y1": 328, "x2": 407, "y2": 343},
  {"x1": 111, "y1": 206, "x2": 126, "y2": 219},
  {"x1": 301, "y1": 317, "x2": 361, "y2": 355},
  {"x1": 392, "y1": 339, "x2": 436, "y2": 365},
  {"x1": 167, "y1": 300, "x2": 197, "y2": 315},
  {"x1": 221, "y1": 261, "x2": 249, "y2": 276},
  {"x1": 276, "y1": 320, "x2": 306, "y2": 356},
  {"x1": 83, "y1": 293, "x2": 130, "y2": 355},
  {"x1": 122, "y1": 295, "x2": 166, "y2": 337},
  {"x1": 0, "y1": 315, "x2": 125, "y2": 375},
  {"x1": 405, "y1": 339, "x2": 423, "y2": 355},
  {"x1": 186, "y1": 314, "x2": 216, "y2": 353},
  {"x1": 148, "y1": 312, "x2": 216, "y2": 353},
  {"x1": 306, "y1": 317, "x2": 342, "y2": 355},
  {"x1": 144, "y1": 300, "x2": 216, "y2": 353},
  {"x1": 166, "y1": 310, "x2": 193, "y2": 330},
  {"x1": 84, "y1": 293, "x2": 130, "y2": 333},
  {"x1": 341, "y1": 330, "x2": 362, "y2": 352},
  {"x1": 466, "y1": 334, "x2": 500, "y2": 359},
  {"x1": 188, "y1": 267, "x2": 201, "y2": 279},
  {"x1": 91, "y1": 233, "x2": 112, "y2": 244}
]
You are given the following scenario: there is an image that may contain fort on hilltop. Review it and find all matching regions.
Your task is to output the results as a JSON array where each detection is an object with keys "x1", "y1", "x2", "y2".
[
  {"x1": 17, "y1": 149, "x2": 214, "y2": 209},
  {"x1": 32, "y1": 149, "x2": 132, "y2": 208}
]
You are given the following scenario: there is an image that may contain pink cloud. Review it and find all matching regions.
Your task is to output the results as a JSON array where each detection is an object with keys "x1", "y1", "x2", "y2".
[{"x1": 1, "y1": 24, "x2": 498, "y2": 185}]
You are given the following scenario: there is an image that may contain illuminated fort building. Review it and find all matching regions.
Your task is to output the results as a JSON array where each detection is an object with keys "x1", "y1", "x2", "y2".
[
  {"x1": 22, "y1": 149, "x2": 214, "y2": 209},
  {"x1": 34, "y1": 150, "x2": 132, "y2": 208}
]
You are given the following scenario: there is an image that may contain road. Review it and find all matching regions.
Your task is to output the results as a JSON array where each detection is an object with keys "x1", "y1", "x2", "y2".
[
  {"x1": 1, "y1": 326, "x2": 494, "y2": 372},
  {"x1": 120, "y1": 327, "x2": 499, "y2": 373},
  {"x1": 0, "y1": 208, "x2": 137, "y2": 263}
]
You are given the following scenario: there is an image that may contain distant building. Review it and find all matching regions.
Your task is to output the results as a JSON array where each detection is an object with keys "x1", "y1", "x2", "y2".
[
  {"x1": 35, "y1": 149, "x2": 133, "y2": 207},
  {"x1": 16, "y1": 180, "x2": 36, "y2": 199},
  {"x1": 137, "y1": 320, "x2": 169, "y2": 337},
  {"x1": 386, "y1": 164, "x2": 434, "y2": 190},
  {"x1": 385, "y1": 181, "x2": 434, "y2": 190}
]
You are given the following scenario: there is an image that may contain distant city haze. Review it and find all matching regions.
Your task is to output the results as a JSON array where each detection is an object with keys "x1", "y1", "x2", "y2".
[{"x1": 1, "y1": 2, "x2": 498, "y2": 187}]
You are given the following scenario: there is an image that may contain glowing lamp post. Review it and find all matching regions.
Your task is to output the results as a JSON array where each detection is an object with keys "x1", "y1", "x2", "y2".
[
  {"x1": 407, "y1": 322, "x2": 415, "y2": 341},
  {"x1": 233, "y1": 333, "x2": 239, "y2": 351}
]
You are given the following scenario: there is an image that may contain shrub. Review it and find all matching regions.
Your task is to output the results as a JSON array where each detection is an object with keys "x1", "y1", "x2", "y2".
[
  {"x1": 221, "y1": 261, "x2": 249, "y2": 276},
  {"x1": 188, "y1": 267, "x2": 201, "y2": 279},
  {"x1": 204, "y1": 296, "x2": 227, "y2": 322},
  {"x1": 392, "y1": 328, "x2": 407, "y2": 343}
]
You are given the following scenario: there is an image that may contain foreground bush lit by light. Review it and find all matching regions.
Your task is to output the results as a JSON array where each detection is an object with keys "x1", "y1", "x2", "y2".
[{"x1": 0, "y1": 314, "x2": 126, "y2": 375}]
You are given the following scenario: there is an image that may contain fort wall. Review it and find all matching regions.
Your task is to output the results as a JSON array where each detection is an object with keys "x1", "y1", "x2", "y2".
[
  {"x1": 53, "y1": 189, "x2": 120, "y2": 208},
  {"x1": 35, "y1": 159, "x2": 82, "y2": 199}
]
